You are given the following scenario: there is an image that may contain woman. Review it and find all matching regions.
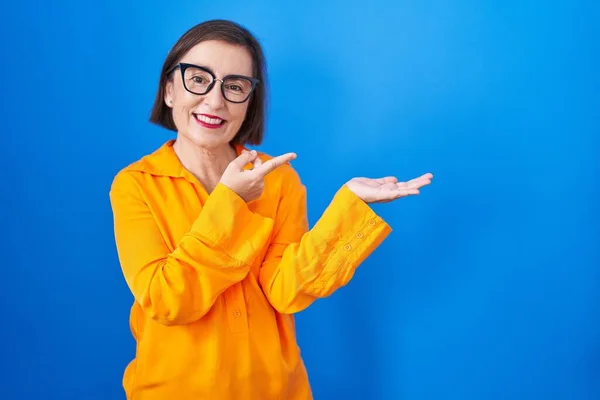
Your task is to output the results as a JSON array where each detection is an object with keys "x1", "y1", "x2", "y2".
[{"x1": 109, "y1": 19, "x2": 432, "y2": 400}]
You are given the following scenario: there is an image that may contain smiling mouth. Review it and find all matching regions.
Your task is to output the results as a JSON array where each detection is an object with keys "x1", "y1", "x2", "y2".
[{"x1": 194, "y1": 113, "x2": 226, "y2": 128}]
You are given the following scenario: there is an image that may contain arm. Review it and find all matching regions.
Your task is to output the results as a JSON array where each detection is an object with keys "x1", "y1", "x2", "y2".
[
  {"x1": 258, "y1": 168, "x2": 392, "y2": 314},
  {"x1": 109, "y1": 172, "x2": 274, "y2": 326}
]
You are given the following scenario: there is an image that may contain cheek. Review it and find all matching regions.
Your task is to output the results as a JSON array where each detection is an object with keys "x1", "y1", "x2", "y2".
[
  {"x1": 173, "y1": 93, "x2": 197, "y2": 116},
  {"x1": 171, "y1": 99, "x2": 197, "y2": 130},
  {"x1": 229, "y1": 104, "x2": 250, "y2": 124},
  {"x1": 170, "y1": 81, "x2": 194, "y2": 105}
]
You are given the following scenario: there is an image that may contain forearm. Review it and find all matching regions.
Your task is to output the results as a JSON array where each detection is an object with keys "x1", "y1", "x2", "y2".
[
  {"x1": 112, "y1": 181, "x2": 274, "y2": 326},
  {"x1": 259, "y1": 185, "x2": 391, "y2": 314}
]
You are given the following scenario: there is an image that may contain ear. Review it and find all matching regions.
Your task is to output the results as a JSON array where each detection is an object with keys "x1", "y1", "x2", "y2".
[{"x1": 164, "y1": 81, "x2": 174, "y2": 108}]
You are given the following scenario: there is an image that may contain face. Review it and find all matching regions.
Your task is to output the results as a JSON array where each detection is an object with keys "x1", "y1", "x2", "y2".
[{"x1": 165, "y1": 40, "x2": 254, "y2": 150}]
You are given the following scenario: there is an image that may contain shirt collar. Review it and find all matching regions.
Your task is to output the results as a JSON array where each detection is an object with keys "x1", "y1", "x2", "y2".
[{"x1": 127, "y1": 139, "x2": 249, "y2": 179}]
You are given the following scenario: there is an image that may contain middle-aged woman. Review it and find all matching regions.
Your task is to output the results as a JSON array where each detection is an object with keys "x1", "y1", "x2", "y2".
[{"x1": 109, "y1": 19, "x2": 433, "y2": 400}]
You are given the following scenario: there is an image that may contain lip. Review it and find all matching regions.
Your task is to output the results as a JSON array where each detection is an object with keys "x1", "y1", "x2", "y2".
[
  {"x1": 193, "y1": 113, "x2": 226, "y2": 129},
  {"x1": 198, "y1": 113, "x2": 224, "y2": 119}
]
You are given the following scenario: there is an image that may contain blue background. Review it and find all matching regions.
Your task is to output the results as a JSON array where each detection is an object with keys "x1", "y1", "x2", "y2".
[{"x1": 2, "y1": 1, "x2": 599, "y2": 399}]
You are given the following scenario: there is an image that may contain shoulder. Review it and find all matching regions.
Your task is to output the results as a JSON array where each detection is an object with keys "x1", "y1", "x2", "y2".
[
  {"x1": 110, "y1": 158, "x2": 148, "y2": 194},
  {"x1": 110, "y1": 166, "x2": 142, "y2": 195},
  {"x1": 109, "y1": 140, "x2": 175, "y2": 195},
  {"x1": 109, "y1": 169, "x2": 147, "y2": 209}
]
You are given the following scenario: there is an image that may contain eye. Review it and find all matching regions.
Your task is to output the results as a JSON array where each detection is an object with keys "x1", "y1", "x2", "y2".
[
  {"x1": 224, "y1": 78, "x2": 252, "y2": 94},
  {"x1": 191, "y1": 76, "x2": 207, "y2": 84},
  {"x1": 225, "y1": 84, "x2": 243, "y2": 92}
]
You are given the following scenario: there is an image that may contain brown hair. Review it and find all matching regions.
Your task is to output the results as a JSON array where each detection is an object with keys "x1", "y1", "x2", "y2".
[{"x1": 149, "y1": 19, "x2": 268, "y2": 145}]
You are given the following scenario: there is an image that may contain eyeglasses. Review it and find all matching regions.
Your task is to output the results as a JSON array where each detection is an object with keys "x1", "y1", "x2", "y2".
[{"x1": 167, "y1": 62, "x2": 259, "y2": 104}]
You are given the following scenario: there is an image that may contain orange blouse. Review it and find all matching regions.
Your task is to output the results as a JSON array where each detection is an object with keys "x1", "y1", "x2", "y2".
[{"x1": 109, "y1": 140, "x2": 392, "y2": 399}]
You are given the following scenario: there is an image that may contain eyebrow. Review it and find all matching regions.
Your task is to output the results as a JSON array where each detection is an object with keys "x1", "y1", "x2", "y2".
[
  {"x1": 194, "y1": 64, "x2": 216, "y2": 75},
  {"x1": 181, "y1": 62, "x2": 253, "y2": 79}
]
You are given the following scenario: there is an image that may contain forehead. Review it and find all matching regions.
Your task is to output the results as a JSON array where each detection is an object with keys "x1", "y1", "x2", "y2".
[{"x1": 180, "y1": 40, "x2": 254, "y2": 77}]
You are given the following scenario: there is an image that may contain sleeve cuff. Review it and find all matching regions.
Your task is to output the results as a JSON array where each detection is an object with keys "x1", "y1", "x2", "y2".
[
  {"x1": 312, "y1": 184, "x2": 392, "y2": 247},
  {"x1": 190, "y1": 182, "x2": 275, "y2": 267}
]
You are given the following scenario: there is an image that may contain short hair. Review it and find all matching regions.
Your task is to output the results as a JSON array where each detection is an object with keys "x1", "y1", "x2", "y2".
[{"x1": 149, "y1": 19, "x2": 268, "y2": 146}]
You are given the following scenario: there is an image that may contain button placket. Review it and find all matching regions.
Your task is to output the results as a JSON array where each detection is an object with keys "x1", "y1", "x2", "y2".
[{"x1": 223, "y1": 284, "x2": 248, "y2": 334}]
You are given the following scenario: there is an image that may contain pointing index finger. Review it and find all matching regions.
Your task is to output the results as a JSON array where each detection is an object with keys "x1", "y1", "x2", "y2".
[{"x1": 255, "y1": 152, "x2": 297, "y2": 177}]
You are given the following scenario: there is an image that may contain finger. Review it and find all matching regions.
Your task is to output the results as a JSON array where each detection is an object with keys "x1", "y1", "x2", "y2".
[
  {"x1": 392, "y1": 187, "x2": 420, "y2": 197},
  {"x1": 375, "y1": 187, "x2": 420, "y2": 203},
  {"x1": 410, "y1": 173, "x2": 433, "y2": 181},
  {"x1": 230, "y1": 150, "x2": 258, "y2": 169},
  {"x1": 402, "y1": 173, "x2": 433, "y2": 186},
  {"x1": 398, "y1": 177, "x2": 431, "y2": 190},
  {"x1": 412, "y1": 178, "x2": 432, "y2": 188},
  {"x1": 355, "y1": 177, "x2": 397, "y2": 185},
  {"x1": 253, "y1": 156, "x2": 263, "y2": 169},
  {"x1": 374, "y1": 176, "x2": 398, "y2": 184},
  {"x1": 380, "y1": 182, "x2": 400, "y2": 190},
  {"x1": 352, "y1": 178, "x2": 381, "y2": 188},
  {"x1": 255, "y1": 152, "x2": 297, "y2": 177}
]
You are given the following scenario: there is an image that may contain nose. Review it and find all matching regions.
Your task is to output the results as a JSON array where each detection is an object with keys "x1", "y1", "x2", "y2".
[{"x1": 203, "y1": 79, "x2": 226, "y2": 110}]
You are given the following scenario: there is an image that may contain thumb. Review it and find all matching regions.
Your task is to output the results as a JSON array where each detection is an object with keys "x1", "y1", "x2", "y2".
[{"x1": 230, "y1": 150, "x2": 257, "y2": 170}]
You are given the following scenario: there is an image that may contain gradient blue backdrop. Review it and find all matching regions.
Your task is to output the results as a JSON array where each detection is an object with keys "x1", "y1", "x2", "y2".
[{"x1": 1, "y1": 1, "x2": 598, "y2": 399}]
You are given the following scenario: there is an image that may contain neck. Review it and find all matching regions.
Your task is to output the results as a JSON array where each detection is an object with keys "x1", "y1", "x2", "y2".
[{"x1": 172, "y1": 135, "x2": 238, "y2": 192}]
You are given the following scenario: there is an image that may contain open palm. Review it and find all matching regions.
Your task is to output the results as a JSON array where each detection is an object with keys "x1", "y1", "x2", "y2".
[{"x1": 345, "y1": 173, "x2": 433, "y2": 204}]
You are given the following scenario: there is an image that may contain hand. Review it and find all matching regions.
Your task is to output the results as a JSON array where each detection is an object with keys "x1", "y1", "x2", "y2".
[
  {"x1": 220, "y1": 150, "x2": 297, "y2": 202},
  {"x1": 345, "y1": 173, "x2": 433, "y2": 204}
]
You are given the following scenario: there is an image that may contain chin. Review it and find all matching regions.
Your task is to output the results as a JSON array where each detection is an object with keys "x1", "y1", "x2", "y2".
[{"x1": 182, "y1": 127, "x2": 235, "y2": 150}]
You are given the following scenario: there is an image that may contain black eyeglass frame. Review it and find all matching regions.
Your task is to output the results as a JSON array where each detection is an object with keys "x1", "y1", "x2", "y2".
[{"x1": 167, "y1": 62, "x2": 260, "y2": 104}]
